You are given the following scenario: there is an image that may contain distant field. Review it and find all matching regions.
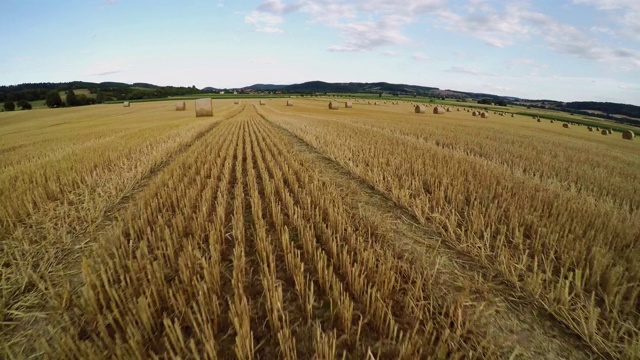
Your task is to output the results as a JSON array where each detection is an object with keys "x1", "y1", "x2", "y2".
[{"x1": 1, "y1": 99, "x2": 638, "y2": 359}]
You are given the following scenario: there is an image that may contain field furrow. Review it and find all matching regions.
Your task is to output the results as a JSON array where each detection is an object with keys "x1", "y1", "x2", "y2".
[
  {"x1": 2, "y1": 98, "x2": 637, "y2": 359},
  {"x1": 0, "y1": 103, "x2": 241, "y2": 356},
  {"x1": 256, "y1": 102, "x2": 639, "y2": 358}
]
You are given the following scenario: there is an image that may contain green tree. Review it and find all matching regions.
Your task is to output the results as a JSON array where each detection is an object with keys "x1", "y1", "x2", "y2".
[
  {"x1": 3, "y1": 100, "x2": 15, "y2": 111},
  {"x1": 66, "y1": 90, "x2": 78, "y2": 106},
  {"x1": 17, "y1": 100, "x2": 32, "y2": 110},
  {"x1": 45, "y1": 91, "x2": 63, "y2": 108}
]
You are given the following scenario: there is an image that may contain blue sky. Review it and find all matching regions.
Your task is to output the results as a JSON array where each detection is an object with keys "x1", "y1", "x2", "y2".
[{"x1": 1, "y1": 0, "x2": 639, "y2": 105}]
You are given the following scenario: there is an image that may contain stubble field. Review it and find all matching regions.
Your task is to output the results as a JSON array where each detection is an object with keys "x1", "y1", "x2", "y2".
[{"x1": 1, "y1": 98, "x2": 638, "y2": 359}]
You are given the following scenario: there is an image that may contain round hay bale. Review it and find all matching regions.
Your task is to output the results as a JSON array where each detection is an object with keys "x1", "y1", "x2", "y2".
[
  {"x1": 563, "y1": 123, "x2": 570, "y2": 128},
  {"x1": 259, "y1": 100, "x2": 266, "y2": 105},
  {"x1": 622, "y1": 130, "x2": 635, "y2": 140},
  {"x1": 480, "y1": 112, "x2": 488, "y2": 118},
  {"x1": 415, "y1": 105, "x2": 426, "y2": 114},
  {"x1": 433, "y1": 106, "x2": 445, "y2": 114},
  {"x1": 123, "y1": 101, "x2": 130, "y2": 107},
  {"x1": 446, "y1": 107, "x2": 451, "y2": 112},
  {"x1": 234, "y1": 100, "x2": 240, "y2": 104},
  {"x1": 345, "y1": 101, "x2": 353, "y2": 108},
  {"x1": 286, "y1": 100, "x2": 293, "y2": 106},
  {"x1": 195, "y1": 98, "x2": 213, "y2": 117},
  {"x1": 607, "y1": 129, "x2": 612, "y2": 134},
  {"x1": 374, "y1": 101, "x2": 379, "y2": 105},
  {"x1": 328, "y1": 101, "x2": 340, "y2": 110},
  {"x1": 601, "y1": 129, "x2": 608, "y2": 135},
  {"x1": 550, "y1": 120, "x2": 554, "y2": 124},
  {"x1": 588, "y1": 127, "x2": 593, "y2": 132},
  {"x1": 537, "y1": 118, "x2": 541, "y2": 122},
  {"x1": 472, "y1": 111, "x2": 478, "y2": 116},
  {"x1": 511, "y1": 114, "x2": 514, "y2": 118},
  {"x1": 175, "y1": 101, "x2": 186, "y2": 111}
]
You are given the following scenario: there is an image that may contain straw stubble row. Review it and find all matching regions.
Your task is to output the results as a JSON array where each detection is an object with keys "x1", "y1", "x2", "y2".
[
  {"x1": 44, "y1": 105, "x2": 506, "y2": 358},
  {"x1": 263, "y1": 109, "x2": 640, "y2": 358}
]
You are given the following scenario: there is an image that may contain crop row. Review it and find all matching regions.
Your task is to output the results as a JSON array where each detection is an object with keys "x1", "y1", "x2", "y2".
[
  {"x1": 44, "y1": 106, "x2": 506, "y2": 358},
  {"x1": 261, "y1": 106, "x2": 640, "y2": 358}
]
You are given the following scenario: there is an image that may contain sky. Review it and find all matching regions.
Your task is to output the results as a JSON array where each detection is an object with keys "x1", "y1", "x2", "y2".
[{"x1": 1, "y1": 0, "x2": 639, "y2": 105}]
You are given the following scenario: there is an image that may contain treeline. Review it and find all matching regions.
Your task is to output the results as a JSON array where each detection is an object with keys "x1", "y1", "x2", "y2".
[
  {"x1": 0, "y1": 82, "x2": 209, "y2": 109},
  {"x1": 562, "y1": 101, "x2": 640, "y2": 119},
  {"x1": 521, "y1": 101, "x2": 640, "y2": 127},
  {"x1": 477, "y1": 98, "x2": 509, "y2": 106}
]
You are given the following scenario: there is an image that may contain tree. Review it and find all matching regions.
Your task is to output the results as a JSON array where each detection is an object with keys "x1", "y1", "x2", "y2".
[
  {"x1": 45, "y1": 91, "x2": 63, "y2": 108},
  {"x1": 66, "y1": 90, "x2": 78, "y2": 106},
  {"x1": 3, "y1": 100, "x2": 15, "y2": 111},
  {"x1": 17, "y1": 100, "x2": 32, "y2": 110}
]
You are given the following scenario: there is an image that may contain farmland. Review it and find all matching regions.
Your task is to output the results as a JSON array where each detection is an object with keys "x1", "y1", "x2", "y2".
[{"x1": 1, "y1": 99, "x2": 639, "y2": 359}]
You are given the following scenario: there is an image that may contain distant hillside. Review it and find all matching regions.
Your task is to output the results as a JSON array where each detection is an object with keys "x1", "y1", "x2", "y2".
[
  {"x1": 563, "y1": 101, "x2": 640, "y2": 118},
  {"x1": 514, "y1": 99, "x2": 640, "y2": 127},
  {"x1": 2, "y1": 80, "x2": 639, "y2": 128},
  {"x1": 245, "y1": 84, "x2": 288, "y2": 91},
  {"x1": 263, "y1": 81, "x2": 439, "y2": 95},
  {"x1": 0, "y1": 82, "x2": 208, "y2": 105}
]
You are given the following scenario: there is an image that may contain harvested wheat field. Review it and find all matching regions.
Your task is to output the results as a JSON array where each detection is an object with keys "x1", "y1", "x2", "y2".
[{"x1": 1, "y1": 98, "x2": 639, "y2": 359}]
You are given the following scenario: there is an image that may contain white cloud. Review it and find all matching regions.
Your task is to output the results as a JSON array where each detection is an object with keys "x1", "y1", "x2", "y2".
[
  {"x1": 257, "y1": 0, "x2": 303, "y2": 14},
  {"x1": 84, "y1": 58, "x2": 132, "y2": 76},
  {"x1": 447, "y1": 66, "x2": 491, "y2": 76},
  {"x1": 383, "y1": 50, "x2": 398, "y2": 57},
  {"x1": 327, "y1": 15, "x2": 411, "y2": 52},
  {"x1": 358, "y1": 0, "x2": 445, "y2": 13},
  {"x1": 412, "y1": 52, "x2": 430, "y2": 61},
  {"x1": 572, "y1": 0, "x2": 640, "y2": 40},
  {"x1": 250, "y1": 0, "x2": 640, "y2": 70},
  {"x1": 254, "y1": 0, "x2": 441, "y2": 51},
  {"x1": 436, "y1": 3, "x2": 534, "y2": 47},
  {"x1": 244, "y1": 11, "x2": 284, "y2": 33},
  {"x1": 571, "y1": 0, "x2": 640, "y2": 10},
  {"x1": 590, "y1": 26, "x2": 613, "y2": 34}
]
